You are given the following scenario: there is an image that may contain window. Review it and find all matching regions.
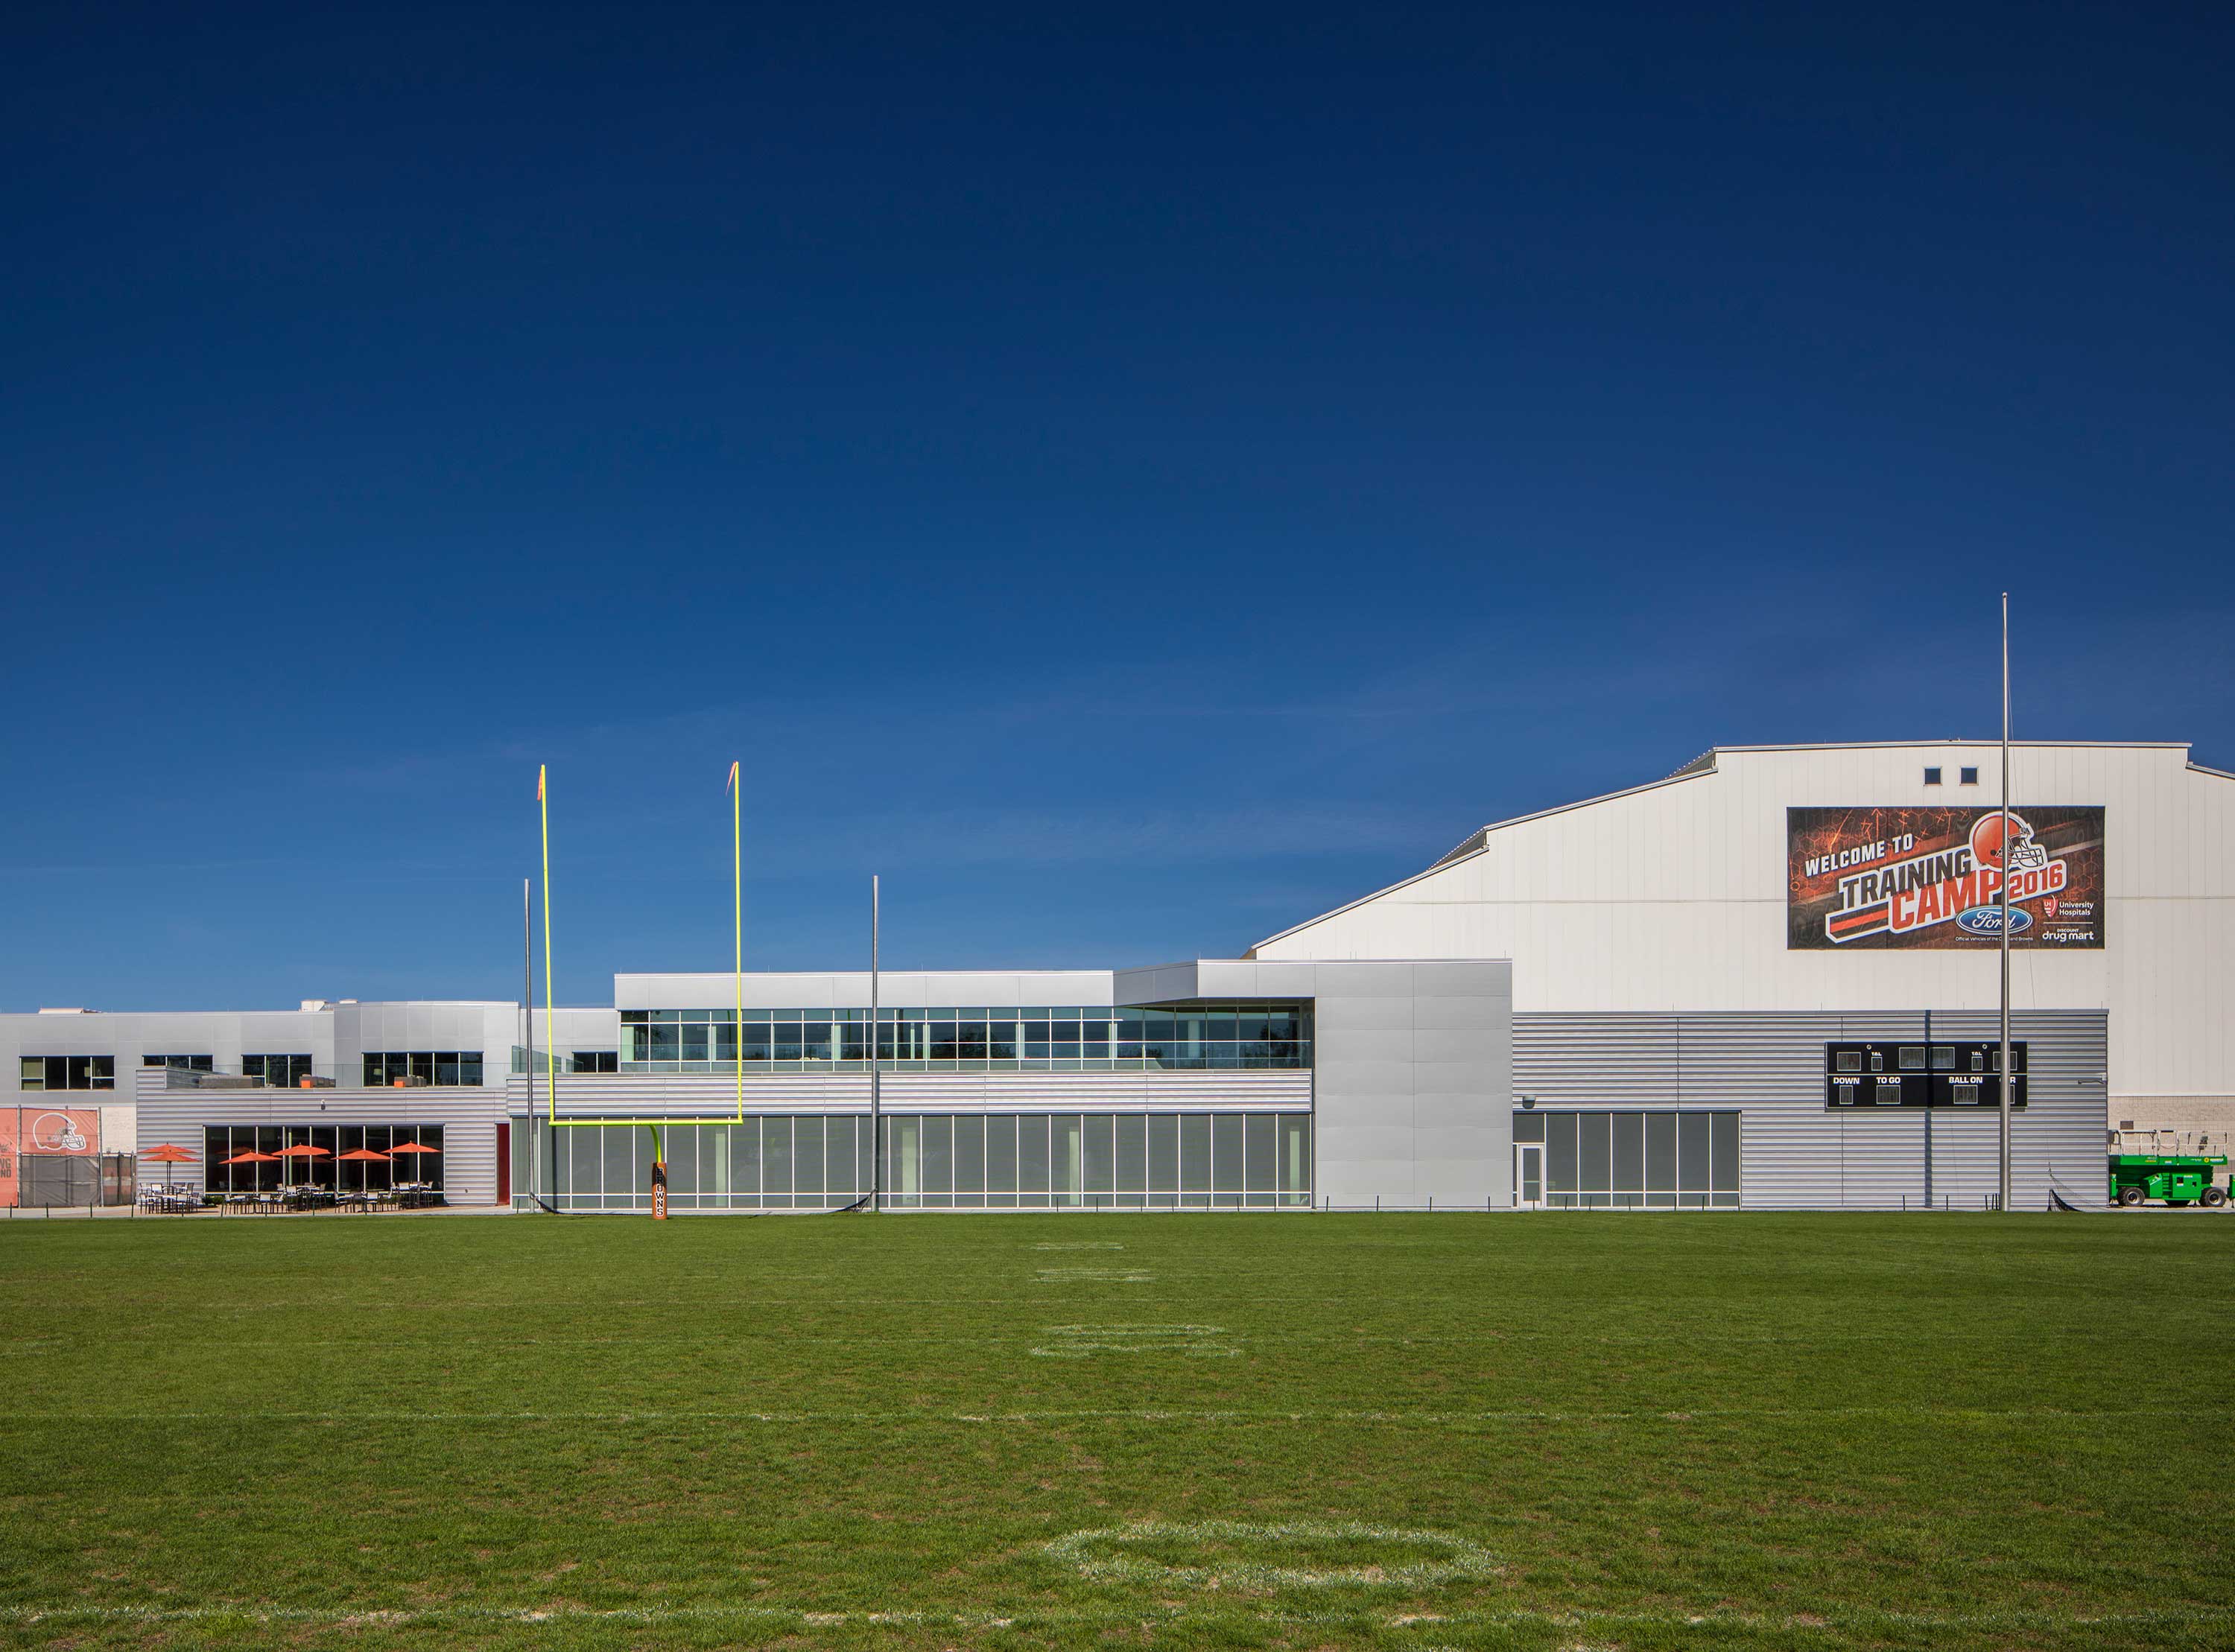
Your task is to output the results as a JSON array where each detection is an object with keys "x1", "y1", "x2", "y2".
[
  {"x1": 203, "y1": 1123, "x2": 443, "y2": 1195},
  {"x1": 143, "y1": 1055, "x2": 214, "y2": 1071},
  {"x1": 360, "y1": 1052, "x2": 482, "y2": 1087},
  {"x1": 1960, "y1": 766, "x2": 1979, "y2": 785},
  {"x1": 517, "y1": 1111, "x2": 1311, "y2": 1211},
  {"x1": 571, "y1": 1050, "x2": 618, "y2": 1073},
  {"x1": 19, "y1": 1055, "x2": 114, "y2": 1091},
  {"x1": 1924, "y1": 767, "x2": 1942, "y2": 785},
  {"x1": 617, "y1": 1006, "x2": 1313, "y2": 1074},
  {"x1": 243, "y1": 1054, "x2": 314, "y2": 1087},
  {"x1": 1521, "y1": 1109, "x2": 1740, "y2": 1208}
]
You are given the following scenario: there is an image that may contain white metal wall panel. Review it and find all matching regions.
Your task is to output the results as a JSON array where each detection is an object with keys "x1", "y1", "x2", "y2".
[
  {"x1": 2, "y1": 1008, "x2": 340, "y2": 1094},
  {"x1": 615, "y1": 970, "x2": 1120, "y2": 1011},
  {"x1": 1256, "y1": 742, "x2": 2231, "y2": 1116}
]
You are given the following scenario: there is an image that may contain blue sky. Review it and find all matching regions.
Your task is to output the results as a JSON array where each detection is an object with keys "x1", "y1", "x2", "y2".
[{"x1": 4, "y1": 1, "x2": 2229, "y2": 1009}]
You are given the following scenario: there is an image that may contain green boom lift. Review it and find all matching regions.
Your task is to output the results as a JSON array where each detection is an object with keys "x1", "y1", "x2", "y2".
[{"x1": 2108, "y1": 1129, "x2": 2229, "y2": 1208}]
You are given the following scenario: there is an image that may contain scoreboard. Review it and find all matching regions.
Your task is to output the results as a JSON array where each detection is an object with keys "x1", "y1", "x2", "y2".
[{"x1": 1825, "y1": 1041, "x2": 2027, "y2": 1110}]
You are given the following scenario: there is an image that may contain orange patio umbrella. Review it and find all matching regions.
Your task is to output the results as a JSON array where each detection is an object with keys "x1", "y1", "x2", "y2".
[
  {"x1": 337, "y1": 1147, "x2": 389, "y2": 1195},
  {"x1": 389, "y1": 1140, "x2": 440, "y2": 1192},
  {"x1": 218, "y1": 1149, "x2": 279, "y2": 1195},
  {"x1": 276, "y1": 1142, "x2": 331, "y2": 1195},
  {"x1": 143, "y1": 1143, "x2": 197, "y2": 1198}
]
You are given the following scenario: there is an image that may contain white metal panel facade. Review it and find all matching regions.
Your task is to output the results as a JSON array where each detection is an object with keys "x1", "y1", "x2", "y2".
[
  {"x1": 1255, "y1": 741, "x2": 2233, "y2": 1121},
  {"x1": 616, "y1": 970, "x2": 1120, "y2": 1011}
]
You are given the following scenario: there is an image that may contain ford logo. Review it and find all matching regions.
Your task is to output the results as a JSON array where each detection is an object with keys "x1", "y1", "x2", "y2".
[{"x1": 1956, "y1": 906, "x2": 2033, "y2": 936}]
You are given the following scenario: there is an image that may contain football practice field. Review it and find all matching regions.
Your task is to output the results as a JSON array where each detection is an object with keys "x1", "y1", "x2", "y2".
[{"x1": 1, "y1": 1210, "x2": 2228, "y2": 1650}]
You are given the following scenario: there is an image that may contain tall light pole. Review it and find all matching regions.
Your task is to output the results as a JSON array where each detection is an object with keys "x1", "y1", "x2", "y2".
[
  {"x1": 1998, "y1": 593, "x2": 2013, "y2": 1213},
  {"x1": 524, "y1": 877, "x2": 534, "y2": 1207},
  {"x1": 870, "y1": 873, "x2": 882, "y2": 1213}
]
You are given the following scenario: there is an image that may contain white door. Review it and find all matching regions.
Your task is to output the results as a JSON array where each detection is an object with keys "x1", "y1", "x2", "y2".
[{"x1": 1514, "y1": 1143, "x2": 1544, "y2": 1210}]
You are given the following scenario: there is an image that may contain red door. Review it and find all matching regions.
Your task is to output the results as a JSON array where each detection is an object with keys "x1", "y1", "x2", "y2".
[{"x1": 496, "y1": 1122, "x2": 510, "y2": 1206}]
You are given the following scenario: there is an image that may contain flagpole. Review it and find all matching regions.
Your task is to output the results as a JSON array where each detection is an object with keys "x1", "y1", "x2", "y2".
[
  {"x1": 730, "y1": 760, "x2": 744, "y2": 1126},
  {"x1": 1998, "y1": 595, "x2": 2012, "y2": 1213},
  {"x1": 539, "y1": 766, "x2": 555, "y2": 1136}
]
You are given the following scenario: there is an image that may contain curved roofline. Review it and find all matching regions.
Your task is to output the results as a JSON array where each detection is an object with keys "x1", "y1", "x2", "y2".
[
  {"x1": 1710, "y1": 738, "x2": 2190, "y2": 753},
  {"x1": 1248, "y1": 737, "x2": 2207, "y2": 957},
  {"x1": 1249, "y1": 761, "x2": 1721, "y2": 956}
]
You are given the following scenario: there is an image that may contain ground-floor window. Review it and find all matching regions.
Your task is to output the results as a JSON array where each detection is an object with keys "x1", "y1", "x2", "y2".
[
  {"x1": 517, "y1": 1111, "x2": 1312, "y2": 1211},
  {"x1": 1512, "y1": 1110, "x2": 1738, "y2": 1207},
  {"x1": 202, "y1": 1123, "x2": 446, "y2": 1193}
]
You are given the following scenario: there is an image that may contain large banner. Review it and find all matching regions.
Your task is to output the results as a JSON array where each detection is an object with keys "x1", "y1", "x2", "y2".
[
  {"x1": 1788, "y1": 805, "x2": 2105, "y2": 950},
  {"x1": 1, "y1": 1108, "x2": 101, "y2": 1207}
]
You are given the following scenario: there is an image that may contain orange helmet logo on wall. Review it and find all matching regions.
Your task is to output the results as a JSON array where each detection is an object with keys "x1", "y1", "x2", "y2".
[
  {"x1": 1969, "y1": 810, "x2": 2049, "y2": 875},
  {"x1": 28, "y1": 1113, "x2": 89, "y2": 1153}
]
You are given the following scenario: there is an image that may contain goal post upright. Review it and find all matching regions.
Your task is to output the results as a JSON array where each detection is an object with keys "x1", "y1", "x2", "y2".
[{"x1": 542, "y1": 761, "x2": 749, "y2": 1217}]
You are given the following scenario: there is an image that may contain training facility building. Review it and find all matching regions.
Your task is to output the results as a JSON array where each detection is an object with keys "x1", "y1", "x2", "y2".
[{"x1": 3, "y1": 738, "x2": 2225, "y2": 1213}]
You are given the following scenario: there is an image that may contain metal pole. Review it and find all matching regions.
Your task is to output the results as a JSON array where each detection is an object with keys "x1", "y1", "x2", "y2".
[
  {"x1": 1999, "y1": 591, "x2": 2013, "y2": 1214},
  {"x1": 870, "y1": 874, "x2": 881, "y2": 1212},
  {"x1": 524, "y1": 877, "x2": 534, "y2": 1207}
]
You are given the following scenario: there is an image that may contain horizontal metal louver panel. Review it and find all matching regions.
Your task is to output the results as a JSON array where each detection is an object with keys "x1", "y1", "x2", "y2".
[
  {"x1": 503, "y1": 1069, "x2": 1310, "y2": 1116},
  {"x1": 1515, "y1": 1011, "x2": 2108, "y2": 1210}
]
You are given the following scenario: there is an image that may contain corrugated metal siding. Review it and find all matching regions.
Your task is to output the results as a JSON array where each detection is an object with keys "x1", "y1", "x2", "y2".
[
  {"x1": 133, "y1": 1070, "x2": 507, "y2": 1206},
  {"x1": 503, "y1": 1068, "x2": 1310, "y2": 1117},
  {"x1": 1515, "y1": 1010, "x2": 2108, "y2": 1209}
]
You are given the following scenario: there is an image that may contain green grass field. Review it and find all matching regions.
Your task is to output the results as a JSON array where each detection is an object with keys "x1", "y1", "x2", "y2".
[{"x1": 1, "y1": 1211, "x2": 2229, "y2": 1650}]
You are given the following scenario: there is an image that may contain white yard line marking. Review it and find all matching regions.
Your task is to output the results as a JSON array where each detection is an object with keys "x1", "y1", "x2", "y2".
[
  {"x1": 0, "y1": 1604, "x2": 2224, "y2": 1631},
  {"x1": 1034, "y1": 1267, "x2": 1152, "y2": 1282},
  {"x1": 5, "y1": 1405, "x2": 2213, "y2": 1424},
  {"x1": 1046, "y1": 1519, "x2": 1504, "y2": 1589},
  {"x1": 1031, "y1": 1324, "x2": 1240, "y2": 1359}
]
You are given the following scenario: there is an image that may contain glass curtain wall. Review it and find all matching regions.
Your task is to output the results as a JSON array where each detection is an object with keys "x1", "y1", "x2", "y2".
[
  {"x1": 361, "y1": 1052, "x2": 484, "y2": 1087},
  {"x1": 618, "y1": 1007, "x2": 1313, "y2": 1074},
  {"x1": 241, "y1": 1054, "x2": 314, "y2": 1087},
  {"x1": 201, "y1": 1124, "x2": 446, "y2": 1194},
  {"x1": 519, "y1": 1111, "x2": 1311, "y2": 1211},
  {"x1": 1511, "y1": 1110, "x2": 1739, "y2": 1207}
]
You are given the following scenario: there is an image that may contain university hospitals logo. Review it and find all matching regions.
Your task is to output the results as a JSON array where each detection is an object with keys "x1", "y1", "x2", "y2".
[{"x1": 1820, "y1": 810, "x2": 2069, "y2": 945}]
